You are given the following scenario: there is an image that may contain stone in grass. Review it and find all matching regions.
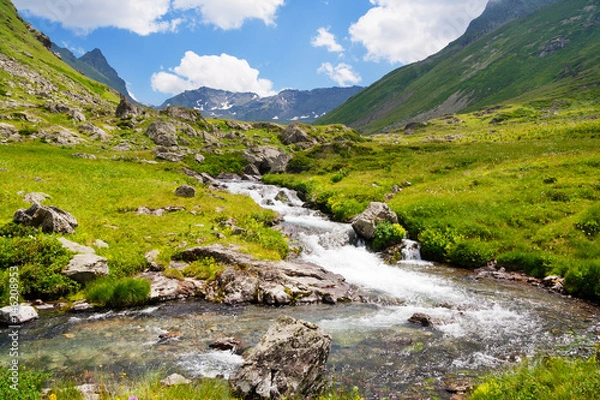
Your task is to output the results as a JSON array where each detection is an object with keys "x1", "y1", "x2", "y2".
[
  {"x1": 62, "y1": 254, "x2": 109, "y2": 284},
  {"x1": 13, "y1": 203, "x2": 78, "y2": 234},
  {"x1": 161, "y1": 373, "x2": 192, "y2": 386},
  {"x1": 175, "y1": 185, "x2": 196, "y2": 198}
]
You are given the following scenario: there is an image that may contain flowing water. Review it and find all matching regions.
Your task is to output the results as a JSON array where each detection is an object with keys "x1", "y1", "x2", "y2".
[{"x1": 2, "y1": 181, "x2": 599, "y2": 399}]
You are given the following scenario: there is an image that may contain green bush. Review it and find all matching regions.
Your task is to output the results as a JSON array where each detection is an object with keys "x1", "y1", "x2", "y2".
[
  {"x1": 287, "y1": 153, "x2": 313, "y2": 173},
  {"x1": 564, "y1": 260, "x2": 600, "y2": 300},
  {"x1": 576, "y1": 204, "x2": 600, "y2": 239},
  {"x1": 447, "y1": 239, "x2": 495, "y2": 269},
  {"x1": 163, "y1": 268, "x2": 184, "y2": 281},
  {"x1": 0, "y1": 226, "x2": 78, "y2": 302},
  {"x1": 418, "y1": 227, "x2": 461, "y2": 262},
  {"x1": 372, "y1": 222, "x2": 407, "y2": 251},
  {"x1": 86, "y1": 277, "x2": 151, "y2": 308},
  {"x1": 497, "y1": 250, "x2": 555, "y2": 277},
  {"x1": 0, "y1": 366, "x2": 49, "y2": 400},
  {"x1": 182, "y1": 257, "x2": 224, "y2": 281}
]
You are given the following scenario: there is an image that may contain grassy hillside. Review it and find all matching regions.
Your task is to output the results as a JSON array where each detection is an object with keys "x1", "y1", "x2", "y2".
[{"x1": 318, "y1": 0, "x2": 600, "y2": 134}]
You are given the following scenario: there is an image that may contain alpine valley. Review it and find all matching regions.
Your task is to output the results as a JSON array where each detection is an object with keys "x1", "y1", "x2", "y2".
[{"x1": 0, "y1": 0, "x2": 599, "y2": 399}]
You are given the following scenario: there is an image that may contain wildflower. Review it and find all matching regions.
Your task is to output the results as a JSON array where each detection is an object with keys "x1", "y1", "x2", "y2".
[
  {"x1": 128, "y1": 396, "x2": 138, "y2": 400},
  {"x1": 49, "y1": 394, "x2": 57, "y2": 400}
]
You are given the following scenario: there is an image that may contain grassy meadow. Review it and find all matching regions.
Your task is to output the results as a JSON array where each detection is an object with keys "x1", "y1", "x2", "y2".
[{"x1": 266, "y1": 100, "x2": 600, "y2": 301}]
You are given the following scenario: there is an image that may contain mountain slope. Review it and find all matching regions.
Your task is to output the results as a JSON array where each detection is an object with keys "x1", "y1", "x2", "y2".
[
  {"x1": 318, "y1": 0, "x2": 600, "y2": 134},
  {"x1": 51, "y1": 44, "x2": 132, "y2": 101},
  {"x1": 160, "y1": 85, "x2": 364, "y2": 123}
]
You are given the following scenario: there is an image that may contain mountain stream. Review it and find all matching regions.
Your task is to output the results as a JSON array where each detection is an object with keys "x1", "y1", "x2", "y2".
[{"x1": 1, "y1": 180, "x2": 599, "y2": 399}]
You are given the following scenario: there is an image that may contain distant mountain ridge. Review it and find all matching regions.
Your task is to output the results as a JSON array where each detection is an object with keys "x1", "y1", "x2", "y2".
[
  {"x1": 51, "y1": 44, "x2": 133, "y2": 102},
  {"x1": 317, "y1": 0, "x2": 599, "y2": 134},
  {"x1": 159, "y1": 86, "x2": 364, "y2": 123}
]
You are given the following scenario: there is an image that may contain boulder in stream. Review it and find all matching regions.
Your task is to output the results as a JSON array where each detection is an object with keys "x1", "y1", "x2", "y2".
[{"x1": 230, "y1": 315, "x2": 331, "y2": 399}]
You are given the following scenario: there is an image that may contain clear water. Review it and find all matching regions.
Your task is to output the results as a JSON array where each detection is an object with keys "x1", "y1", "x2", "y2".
[{"x1": 1, "y1": 181, "x2": 598, "y2": 399}]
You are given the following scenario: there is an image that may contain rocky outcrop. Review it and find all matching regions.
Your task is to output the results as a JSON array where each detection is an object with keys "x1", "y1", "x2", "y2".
[
  {"x1": 115, "y1": 94, "x2": 144, "y2": 119},
  {"x1": 280, "y1": 123, "x2": 315, "y2": 145},
  {"x1": 175, "y1": 245, "x2": 353, "y2": 305},
  {"x1": 243, "y1": 146, "x2": 292, "y2": 174},
  {"x1": 161, "y1": 373, "x2": 192, "y2": 386},
  {"x1": 230, "y1": 315, "x2": 331, "y2": 399},
  {"x1": 78, "y1": 123, "x2": 111, "y2": 142},
  {"x1": 146, "y1": 121, "x2": 178, "y2": 146},
  {"x1": 0, "y1": 122, "x2": 17, "y2": 138},
  {"x1": 161, "y1": 106, "x2": 205, "y2": 123},
  {"x1": 21, "y1": 192, "x2": 51, "y2": 204},
  {"x1": 153, "y1": 146, "x2": 185, "y2": 162},
  {"x1": 13, "y1": 203, "x2": 78, "y2": 234},
  {"x1": 63, "y1": 254, "x2": 109, "y2": 284},
  {"x1": 0, "y1": 305, "x2": 38, "y2": 325},
  {"x1": 138, "y1": 271, "x2": 204, "y2": 302},
  {"x1": 351, "y1": 202, "x2": 399, "y2": 240}
]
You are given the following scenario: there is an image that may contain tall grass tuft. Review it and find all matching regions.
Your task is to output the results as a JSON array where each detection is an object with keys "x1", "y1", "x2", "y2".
[{"x1": 86, "y1": 277, "x2": 151, "y2": 308}]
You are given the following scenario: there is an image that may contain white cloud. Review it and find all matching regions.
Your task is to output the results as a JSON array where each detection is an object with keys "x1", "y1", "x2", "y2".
[
  {"x1": 172, "y1": 0, "x2": 284, "y2": 30},
  {"x1": 349, "y1": 0, "x2": 488, "y2": 64},
  {"x1": 317, "y1": 62, "x2": 361, "y2": 87},
  {"x1": 311, "y1": 27, "x2": 344, "y2": 53},
  {"x1": 151, "y1": 51, "x2": 276, "y2": 97},
  {"x1": 13, "y1": 0, "x2": 179, "y2": 35}
]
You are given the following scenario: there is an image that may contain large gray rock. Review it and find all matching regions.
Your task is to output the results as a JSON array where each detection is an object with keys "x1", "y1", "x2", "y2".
[
  {"x1": 0, "y1": 122, "x2": 17, "y2": 138},
  {"x1": 0, "y1": 305, "x2": 38, "y2": 325},
  {"x1": 63, "y1": 254, "x2": 109, "y2": 284},
  {"x1": 115, "y1": 95, "x2": 143, "y2": 119},
  {"x1": 280, "y1": 123, "x2": 315, "y2": 145},
  {"x1": 138, "y1": 271, "x2": 204, "y2": 302},
  {"x1": 176, "y1": 245, "x2": 352, "y2": 305},
  {"x1": 146, "y1": 121, "x2": 178, "y2": 146},
  {"x1": 154, "y1": 146, "x2": 185, "y2": 162},
  {"x1": 79, "y1": 123, "x2": 111, "y2": 142},
  {"x1": 231, "y1": 315, "x2": 331, "y2": 399},
  {"x1": 243, "y1": 146, "x2": 292, "y2": 174},
  {"x1": 13, "y1": 203, "x2": 78, "y2": 234},
  {"x1": 351, "y1": 202, "x2": 399, "y2": 240}
]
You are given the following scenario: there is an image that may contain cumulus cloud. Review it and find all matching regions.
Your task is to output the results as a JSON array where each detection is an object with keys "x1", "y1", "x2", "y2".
[
  {"x1": 13, "y1": 0, "x2": 179, "y2": 35},
  {"x1": 350, "y1": 0, "x2": 488, "y2": 64},
  {"x1": 311, "y1": 27, "x2": 344, "y2": 53},
  {"x1": 317, "y1": 62, "x2": 361, "y2": 87},
  {"x1": 172, "y1": 0, "x2": 284, "y2": 30},
  {"x1": 151, "y1": 51, "x2": 276, "y2": 97}
]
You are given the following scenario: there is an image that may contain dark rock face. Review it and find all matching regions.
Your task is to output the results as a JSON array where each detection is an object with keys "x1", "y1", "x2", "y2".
[
  {"x1": 351, "y1": 202, "x2": 399, "y2": 240},
  {"x1": 13, "y1": 203, "x2": 78, "y2": 234},
  {"x1": 230, "y1": 315, "x2": 331, "y2": 399},
  {"x1": 174, "y1": 185, "x2": 196, "y2": 198},
  {"x1": 115, "y1": 95, "x2": 143, "y2": 119}
]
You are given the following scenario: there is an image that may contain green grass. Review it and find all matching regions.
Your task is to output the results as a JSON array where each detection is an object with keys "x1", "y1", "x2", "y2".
[
  {"x1": 470, "y1": 356, "x2": 600, "y2": 400},
  {"x1": 0, "y1": 142, "x2": 288, "y2": 305},
  {"x1": 85, "y1": 277, "x2": 151, "y2": 308}
]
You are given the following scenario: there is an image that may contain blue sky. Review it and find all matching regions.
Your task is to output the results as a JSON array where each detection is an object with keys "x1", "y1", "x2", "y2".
[{"x1": 14, "y1": 0, "x2": 489, "y2": 106}]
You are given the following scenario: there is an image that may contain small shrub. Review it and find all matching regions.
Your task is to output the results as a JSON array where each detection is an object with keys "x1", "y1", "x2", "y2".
[
  {"x1": 331, "y1": 168, "x2": 350, "y2": 183},
  {"x1": 86, "y1": 277, "x2": 151, "y2": 308},
  {"x1": 182, "y1": 257, "x2": 224, "y2": 281},
  {"x1": 447, "y1": 239, "x2": 495, "y2": 269},
  {"x1": 564, "y1": 260, "x2": 600, "y2": 301},
  {"x1": 372, "y1": 222, "x2": 407, "y2": 251},
  {"x1": 576, "y1": 204, "x2": 600, "y2": 239},
  {"x1": 497, "y1": 250, "x2": 555, "y2": 277},
  {"x1": 0, "y1": 366, "x2": 50, "y2": 400},
  {"x1": 163, "y1": 268, "x2": 184, "y2": 281},
  {"x1": 418, "y1": 227, "x2": 462, "y2": 262},
  {"x1": 287, "y1": 153, "x2": 313, "y2": 173}
]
